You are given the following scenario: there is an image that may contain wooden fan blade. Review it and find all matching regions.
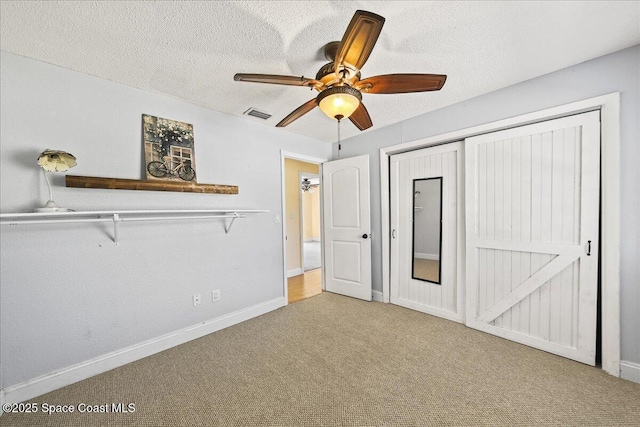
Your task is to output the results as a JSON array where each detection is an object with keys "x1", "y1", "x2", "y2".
[
  {"x1": 357, "y1": 74, "x2": 447, "y2": 94},
  {"x1": 234, "y1": 73, "x2": 321, "y2": 88},
  {"x1": 276, "y1": 99, "x2": 318, "y2": 127},
  {"x1": 348, "y1": 102, "x2": 373, "y2": 131},
  {"x1": 334, "y1": 10, "x2": 385, "y2": 75}
]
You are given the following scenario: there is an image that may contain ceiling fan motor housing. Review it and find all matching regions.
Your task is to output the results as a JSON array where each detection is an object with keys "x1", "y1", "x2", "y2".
[{"x1": 316, "y1": 62, "x2": 361, "y2": 86}]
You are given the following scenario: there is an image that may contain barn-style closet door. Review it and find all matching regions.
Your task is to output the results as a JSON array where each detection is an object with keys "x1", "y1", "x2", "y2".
[
  {"x1": 390, "y1": 142, "x2": 464, "y2": 322},
  {"x1": 465, "y1": 111, "x2": 600, "y2": 365}
]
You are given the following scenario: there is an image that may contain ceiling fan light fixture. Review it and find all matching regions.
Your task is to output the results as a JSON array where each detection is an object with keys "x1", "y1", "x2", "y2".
[
  {"x1": 316, "y1": 86, "x2": 362, "y2": 120},
  {"x1": 235, "y1": 10, "x2": 446, "y2": 130}
]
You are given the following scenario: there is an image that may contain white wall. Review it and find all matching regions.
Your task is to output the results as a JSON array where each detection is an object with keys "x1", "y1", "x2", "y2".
[
  {"x1": 334, "y1": 45, "x2": 640, "y2": 365},
  {"x1": 0, "y1": 51, "x2": 331, "y2": 389}
]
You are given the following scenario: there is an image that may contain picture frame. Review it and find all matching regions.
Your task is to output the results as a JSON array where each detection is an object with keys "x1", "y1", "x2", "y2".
[{"x1": 142, "y1": 114, "x2": 196, "y2": 182}]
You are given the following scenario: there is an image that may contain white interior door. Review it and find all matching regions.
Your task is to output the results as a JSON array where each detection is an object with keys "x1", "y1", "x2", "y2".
[
  {"x1": 390, "y1": 142, "x2": 464, "y2": 322},
  {"x1": 465, "y1": 111, "x2": 600, "y2": 365},
  {"x1": 322, "y1": 155, "x2": 372, "y2": 301}
]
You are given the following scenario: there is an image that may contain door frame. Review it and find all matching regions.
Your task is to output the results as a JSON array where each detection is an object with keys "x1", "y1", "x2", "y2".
[
  {"x1": 379, "y1": 93, "x2": 621, "y2": 377},
  {"x1": 280, "y1": 151, "x2": 328, "y2": 305}
]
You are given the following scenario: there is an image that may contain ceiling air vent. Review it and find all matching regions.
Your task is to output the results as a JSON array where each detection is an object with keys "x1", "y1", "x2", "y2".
[{"x1": 243, "y1": 108, "x2": 272, "y2": 120}]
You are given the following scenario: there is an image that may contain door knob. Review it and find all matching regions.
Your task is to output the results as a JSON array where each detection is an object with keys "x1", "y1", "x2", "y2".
[{"x1": 362, "y1": 233, "x2": 369, "y2": 239}]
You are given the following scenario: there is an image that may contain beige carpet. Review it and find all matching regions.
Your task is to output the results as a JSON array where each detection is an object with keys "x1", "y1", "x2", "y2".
[
  {"x1": 413, "y1": 258, "x2": 439, "y2": 282},
  {"x1": 2, "y1": 293, "x2": 639, "y2": 426}
]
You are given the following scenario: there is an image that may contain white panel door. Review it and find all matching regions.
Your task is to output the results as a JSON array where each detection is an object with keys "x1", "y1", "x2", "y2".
[
  {"x1": 322, "y1": 155, "x2": 372, "y2": 301},
  {"x1": 465, "y1": 111, "x2": 600, "y2": 365},
  {"x1": 390, "y1": 142, "x2": 464, "y2": 322}
]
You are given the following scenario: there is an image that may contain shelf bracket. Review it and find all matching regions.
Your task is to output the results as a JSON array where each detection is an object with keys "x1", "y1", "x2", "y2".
[
  {"x1": 113, "y1": 213, "x2": 121, "y2": 245},
  {"x1": 224, "y1": 212, "x2": 241, "y2": 235}
]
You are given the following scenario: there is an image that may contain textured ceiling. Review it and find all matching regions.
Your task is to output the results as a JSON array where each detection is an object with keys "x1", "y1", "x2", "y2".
[{"x1": 1, "y1": 1, "x2": 639, "y2": 143}]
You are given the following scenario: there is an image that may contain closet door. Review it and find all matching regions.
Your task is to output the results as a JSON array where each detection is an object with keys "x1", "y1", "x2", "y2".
[
  {"x1": 390, "y1": 142, "x2": 464, "y2": 322},
  {"x1": 465, "y1": 111, "x2": 600, "y2": 364}
]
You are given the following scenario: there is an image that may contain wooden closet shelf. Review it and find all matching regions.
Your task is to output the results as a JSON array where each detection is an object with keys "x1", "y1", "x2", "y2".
[{"x1": 65, "y1": 175, "x2": 238, "y2": 194}]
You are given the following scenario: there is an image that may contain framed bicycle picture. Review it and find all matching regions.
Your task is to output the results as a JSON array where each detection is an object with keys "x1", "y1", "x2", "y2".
[{"x1": 142, "y1": 114, "x2": 197, "y2": 182}]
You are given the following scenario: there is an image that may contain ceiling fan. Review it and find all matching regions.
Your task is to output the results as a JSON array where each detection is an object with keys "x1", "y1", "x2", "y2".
[{"x1": 234, "y1": 10, "x2": 446, "y2": 131}]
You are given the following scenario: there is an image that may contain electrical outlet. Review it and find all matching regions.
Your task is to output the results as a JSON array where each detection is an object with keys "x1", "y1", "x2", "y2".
[
  {"x1": 212, "y1": 290, "x2": 220, "y2": 302},
  {"x1": 193, "y1": 294, "x2": 201, "y2": 307}
]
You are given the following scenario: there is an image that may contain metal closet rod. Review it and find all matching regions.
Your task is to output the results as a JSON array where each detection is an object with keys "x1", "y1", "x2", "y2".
[
  {"x1": 0, "y1": 209, "x2": 268, "y2": 218},
  {"x1": 0, "y1": 209, "x2": 269, "y2": 243}
]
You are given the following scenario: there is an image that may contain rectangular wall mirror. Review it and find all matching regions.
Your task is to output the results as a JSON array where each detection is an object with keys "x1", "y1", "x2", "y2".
[{"x1": 412, "y1": 177, "x2": 443, "y2": 284}]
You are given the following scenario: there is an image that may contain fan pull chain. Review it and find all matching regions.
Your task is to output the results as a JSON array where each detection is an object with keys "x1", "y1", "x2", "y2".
[{"x1": 337, "y1": 118, "x2": 342, "y2": 158}]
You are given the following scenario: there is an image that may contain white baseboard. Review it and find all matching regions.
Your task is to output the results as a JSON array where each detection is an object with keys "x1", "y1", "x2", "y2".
[
  {"x1": 2, "y1": 297, "x2": 286, "y2": 405},
  {"x1": 287, "y1": 268, "x2": 303, "y2": 278},
  {"x1": 372, "y1": 290, "x2": 383, "y2": 302},
  {"x1": 415, "y1": 253, "x2": 439, "y2": 260},
  {"x1": 620, "y1": 360, "x2": 640, "y2": 384},
  {"x1": 393, "y1": 297, "x2": 463, "y2": 323}
]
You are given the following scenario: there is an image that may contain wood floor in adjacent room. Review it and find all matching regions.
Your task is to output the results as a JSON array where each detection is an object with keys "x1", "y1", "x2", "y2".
[{"x1": 288, "y1": 268, "x2": 322, "y2": 303}]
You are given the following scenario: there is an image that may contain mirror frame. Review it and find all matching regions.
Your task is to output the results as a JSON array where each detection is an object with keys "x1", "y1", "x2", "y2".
[{"x1": 411, "y1": 177, "x2": 443, "y2": 285}]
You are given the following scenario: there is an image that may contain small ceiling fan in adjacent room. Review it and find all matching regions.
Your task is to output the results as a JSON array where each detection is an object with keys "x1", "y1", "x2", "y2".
[{"x1": 234, "y1": 10, "x2": 447, "y2": 131}]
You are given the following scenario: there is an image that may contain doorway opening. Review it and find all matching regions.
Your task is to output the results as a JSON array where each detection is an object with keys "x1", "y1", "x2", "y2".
[
  {"x1": 289, "y1": 172, "x2": 322, "y2": 304},
  {"x1": 281, "y1": 152, "x2": 327, "y2": 304},
  {"x1": 300, "y1": 172, "x2": 321, "y2": 272}
]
